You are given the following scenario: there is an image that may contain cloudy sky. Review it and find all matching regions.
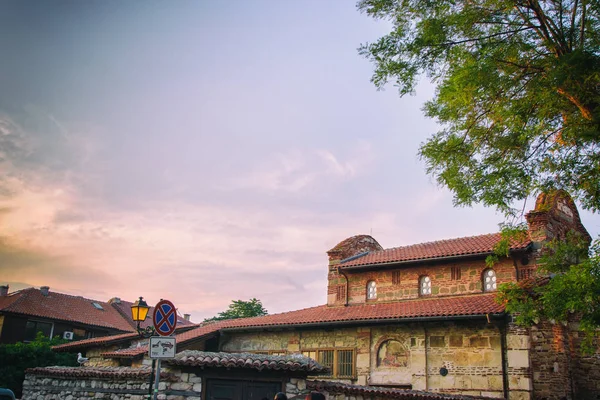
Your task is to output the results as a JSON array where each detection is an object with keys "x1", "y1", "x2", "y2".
[{"x1": 1, "y1": 1, "x2": 599, "y2": 321}]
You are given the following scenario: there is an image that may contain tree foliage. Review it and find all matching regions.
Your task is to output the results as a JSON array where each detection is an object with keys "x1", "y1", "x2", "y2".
[
  {"x1": 0, "y1": 333, "x2": 78, "y2": 398},
  {"x1": 359, "y1": 0, "x2": 600, "y2": 215},
  {"x1": 497, "y1": 235, "x2": 600, "y2": 351},
  {"x1": 204, "y1": 298, "x2": 268, "y2": 322}
]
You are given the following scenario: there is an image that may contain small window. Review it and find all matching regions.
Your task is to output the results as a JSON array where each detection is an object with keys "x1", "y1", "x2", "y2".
[
  {"x1": 318, "y1": 350, "x2": 334, "y2": 375},
  {"x1": 303, "y1": 349, "x2": 355, "y2": 378},
  {"x1": 336, "y1": 285, "x2": 346, "y2": 302},
  {"x1": 420, "y1": 276, "x2": 432, "y2": 296},
  {"x1": 392, "y1": 271, "x2": 401, "y2": 285},
  {"x1": 91, "y1": 302, "x2": 104, "y2": 310},
  {"x1": 483, "y1": 269, "x2": 497, "y2": 292},
  {"x1": 367, "y1": 281, "x2": 377, "y2": 300},
  {"x1": 451, "y1": 266, "x2": 461, "y2": 280},
  {"x1": 24, "y1": 320, "x2": 53, "y2": 341}
]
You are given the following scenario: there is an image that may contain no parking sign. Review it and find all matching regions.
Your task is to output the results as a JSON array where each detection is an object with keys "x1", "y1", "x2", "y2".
[{"x1": 153, "y1": 299, "x2": 177, "y2": 336}]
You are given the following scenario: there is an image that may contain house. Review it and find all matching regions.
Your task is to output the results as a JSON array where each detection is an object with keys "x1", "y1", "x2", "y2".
[
  {"x1": 53, "y1": 191, "x2": 599, "y2": 399},
  {"x1": 0, "y1": 286, "x2": 195, "y2": 344}
]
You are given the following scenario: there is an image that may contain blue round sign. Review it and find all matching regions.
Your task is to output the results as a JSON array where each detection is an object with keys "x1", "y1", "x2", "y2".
[{"x1": 153, "y1": 300, "x2": 177, "y2": 336}]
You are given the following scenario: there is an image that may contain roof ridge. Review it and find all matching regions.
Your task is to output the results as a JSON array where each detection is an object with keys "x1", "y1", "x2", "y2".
[{"x1": 381, "y1": 232, "x2": 501, "y2": 252}]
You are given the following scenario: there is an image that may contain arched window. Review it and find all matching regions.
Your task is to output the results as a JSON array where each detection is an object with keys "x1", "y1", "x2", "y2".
[
  {"x1": 367, "y1": 281, "x2": 377, "y2": 300},
  {"x1": 420, "y1": 276, "x2": 431, "y2": 296},
  {"x1": 483, "y1": 269, "x2": 497, "y2": 292}
]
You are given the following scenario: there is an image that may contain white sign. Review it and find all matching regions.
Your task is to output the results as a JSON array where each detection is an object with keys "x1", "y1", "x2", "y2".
[{"x1": 149, "y1": 336, "x2": 176, "y2": 359}]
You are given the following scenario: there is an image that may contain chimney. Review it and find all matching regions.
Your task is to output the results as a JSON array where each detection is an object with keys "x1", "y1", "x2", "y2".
[
  {"x1": 0, "y1": 285, "x2": 8, "y2": 296},
  {"x1": 40, "y1": 286, "x2": 50, "y2": 296},
  {"x1": 184, "y1": 314, "x2": 191, "y2": 321},
  {"x1": 108, "y1": 297, "x2": 121, "y2": 304}
]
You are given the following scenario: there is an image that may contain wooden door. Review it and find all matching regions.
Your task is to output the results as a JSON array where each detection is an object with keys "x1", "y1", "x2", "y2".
[{"x1": 205, "y1": 379, "x2": 281, "y2": 400}]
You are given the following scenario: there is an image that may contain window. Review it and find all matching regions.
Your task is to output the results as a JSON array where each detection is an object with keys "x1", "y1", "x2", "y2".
[
  {"x1": 91, "y1": 302, "x2": 104, "y2": 310},
  {"x1": 518, "y1": 268, "x2": 535, "y2": 281},
  {"x1": 483, "y1": 269, "x2": 497, "y2": 291},
  {"x1": 451, "y1": 266, "x2": 461, "y2": 280},
  {"x1": 420, "y1": 276, "x2": 432, "y2": 295},
  {"x1": 335, "y1": 285, "x2": 346, "y2": 302},
  {"x1": 392, "y1": 271, "x2": 401, "y2": 285},
  {"x1": 302, "y1": 349, "x2": 355, "y2": 378},
  {"x1": 24, "y1": 320, "x2": 53, "y2": 341},
  {"x1": 367, "y1": 281, "x2": 377, "y2": 300}
]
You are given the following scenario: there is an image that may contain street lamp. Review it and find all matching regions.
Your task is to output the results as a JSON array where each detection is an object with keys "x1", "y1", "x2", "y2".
[{"x1": 131, "y1": 296, "x2": 155, "y2": 337}]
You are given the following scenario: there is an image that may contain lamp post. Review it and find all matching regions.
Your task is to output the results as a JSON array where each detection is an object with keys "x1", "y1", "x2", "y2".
[
  {"x1": 130, "y1": 296, "x2": 155, "y2": 338},
  {"x1": 130, "y1": 296, "x2": 156, "y2": 400}
]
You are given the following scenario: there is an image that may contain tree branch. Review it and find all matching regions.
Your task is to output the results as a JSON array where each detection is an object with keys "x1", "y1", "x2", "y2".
[{"x1": 435, "y1": 27, "x2": 535, "y2": 47}]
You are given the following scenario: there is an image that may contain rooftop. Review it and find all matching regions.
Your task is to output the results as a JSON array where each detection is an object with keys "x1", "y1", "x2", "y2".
[
  {"x1": 339, "y1": 232, "x2": 531, "y2": 268},
  {"x1": 308, "y1": 380, "x2": 492, "y2": 400},
  {"x1": 168, "y1": 350, "x2": 330, "y2": 374},
  {"x1": 55, "y1": 293, "x2": 504, "y2": 354},
  {"x1": 0, "y1": 288, "x2": 135, "y2": 332}
]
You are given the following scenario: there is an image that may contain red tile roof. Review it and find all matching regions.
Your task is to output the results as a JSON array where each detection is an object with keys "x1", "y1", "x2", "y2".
[
  {"x1": 109, "y1": 298, "x2": 195, "y2": 329},
  {"x1": 53, "y1": 325, "x2": 198, "y2": 352},
  {"x1": 0, "y1": 288, "x2": 135, "y2": 332},
  {"x1": 307, "y1": 380, "x2": 491, "y2": 399},
  {"x1": 168, "y1": 351, "x2": 330, "y2": 374},
  {"x1": 101, "y1": 347, "x2": 147, "y2": 359},
  {"x1": 57, "y1": 294, "x2": 504, "y2": 355},
  {"x1": 340, "y1": 233, "x2": 531, "y2": 268}
]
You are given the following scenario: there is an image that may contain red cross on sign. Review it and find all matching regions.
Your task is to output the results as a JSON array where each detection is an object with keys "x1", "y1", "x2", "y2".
[{"x1": 153, "y1": 299, "x2": 177, "y2": 336}]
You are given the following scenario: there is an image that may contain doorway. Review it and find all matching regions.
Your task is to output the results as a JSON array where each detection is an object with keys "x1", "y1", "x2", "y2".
[{"x1": 205, "y1": 378, "x2": 281, "y2": 400}]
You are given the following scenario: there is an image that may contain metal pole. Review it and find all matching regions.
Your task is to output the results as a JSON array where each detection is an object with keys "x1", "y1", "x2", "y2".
[
  {"x1": 148, "y1": 359, "x2": 155, "y2": 400},
  {"x1": 153, "y1": 359, "x2": 161, "y2": 400}
]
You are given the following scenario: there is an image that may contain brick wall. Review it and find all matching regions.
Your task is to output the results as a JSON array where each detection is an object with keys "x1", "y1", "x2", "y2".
[
  {"x1": 562, "y1": 322, "x2": 600, "y2": 400},
  {"x1": 337, "y1": 258, "x2": 520, "y2": 305},
  {"x1": 529, "y1": 321, "x2": 573, "y2": 399}
]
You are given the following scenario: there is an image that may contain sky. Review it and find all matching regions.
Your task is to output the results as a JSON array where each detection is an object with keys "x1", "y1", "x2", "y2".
[{"x1": 1, "y1": 0, "x2": 599, "y2": 322}]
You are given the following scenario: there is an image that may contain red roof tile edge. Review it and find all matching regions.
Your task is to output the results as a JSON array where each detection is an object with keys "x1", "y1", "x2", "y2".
[
  {"x1": 339, "y1": 232, "x2": 531, "y2": 268},
  {"x1": 53, "y1": 324, "x2": 199, "y2": 352},
  {"x1": 166, "y1": 350, "x2": 330, "y2": 374},
  {"x1": 56, "y1": 294, "x2": 505, "y2": 356},
  {"x1": 307, "y1": 380, "x2": 492, "y2": 400},
  {"x1": 53, "y1": 332, "x2": 140, "y2": 352}
]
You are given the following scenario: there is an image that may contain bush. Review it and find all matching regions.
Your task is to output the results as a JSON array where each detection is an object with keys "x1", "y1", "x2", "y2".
[{"x1": 0, "y1": 333, "x2": 78, "y2": 397}]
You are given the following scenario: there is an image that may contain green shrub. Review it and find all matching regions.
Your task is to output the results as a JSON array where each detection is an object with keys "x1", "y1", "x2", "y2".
[{"x1": 0, "y1": 332, "x2": 78, "y2": 397}]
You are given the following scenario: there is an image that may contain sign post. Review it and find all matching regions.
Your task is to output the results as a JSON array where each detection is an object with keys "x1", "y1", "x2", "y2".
[{"x1": 150, "y1": 300, "x2": 178, "y2": 400}]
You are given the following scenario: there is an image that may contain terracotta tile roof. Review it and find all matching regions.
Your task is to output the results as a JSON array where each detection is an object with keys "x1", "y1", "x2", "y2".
[
  {"x1": 340, "y1": 233, "x2": 531, "y2": 268},
  {"x1": 53, "y1": 324, "x2": 197, "y2": 352},
  {"x1": 0, "y1": 288, "x2": 134, "y2": 332},
  {"x1": 101, "y1": 347, "x2": 147, "y2": 359},
  {"x1": 168, "y1": 351, "x2": 330, "y2": 374},
  {"x1": 68, "y1": 294, "x2": 504, "y2": 357},
  {"x1": 25, "y1": 366, "x2": 175, "y2": 381},
  {"x1": 109, "y1": 298, "x2": 195, "y2": 329},
  {"x1": 307, "y1": 380, "x2": 491, "y2": 400}
]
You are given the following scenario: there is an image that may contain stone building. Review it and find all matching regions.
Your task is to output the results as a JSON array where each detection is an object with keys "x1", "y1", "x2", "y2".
[{"x1": 53, "y1": 191, "x2": 599, "y2": 399}]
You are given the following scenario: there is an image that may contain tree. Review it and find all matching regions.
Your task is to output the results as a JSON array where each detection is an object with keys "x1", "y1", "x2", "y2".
[
  {"x1": 204, "y1": 298, "x2": 268, "y2": 322},
  {"x1": 358, "y1": 0, "x2": 600, "y2": 349},
  {"x1": 497, "y1": 233, "x2": 600, "y2": 350},
  {"x1": 0, "y1": 333, "x2": 78, "y2": 398},
  {"x1": 358, "y1": 0, "x2": 600, "y2": 215}
]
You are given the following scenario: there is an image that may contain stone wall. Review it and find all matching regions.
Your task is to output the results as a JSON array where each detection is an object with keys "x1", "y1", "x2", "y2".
[
  {"x1": 22, "y1": 366, "x2": 201, "y2": 400},
  {"x1": 529, "y1": 321, "x2": 572, "y2": 399},
  {"x1": 22, "y1": 366, "x2": 311, "y2": 400},
  {"x1": 221, "y1": 320, "x2": 508, "y2": 398},
  {"x1": 505, "y1": 322, "x2": 532, "y2": 400}
]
